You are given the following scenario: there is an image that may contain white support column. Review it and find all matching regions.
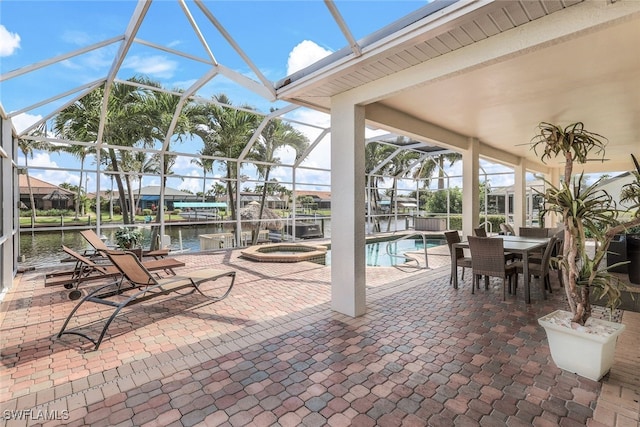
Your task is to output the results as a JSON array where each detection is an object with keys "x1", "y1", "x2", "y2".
[
  {"x1": 513, "y1": 159, "x2": 526, "y2": 230},
  {"x1": 462, "y1": 138, "x2": 479, "y2": 239},
  {"x1": 330, "y1": 98, "x2": 366, "y2": 317},
  {"x1": 1, "y1": 119, "x2": 15, "y2": 291}
]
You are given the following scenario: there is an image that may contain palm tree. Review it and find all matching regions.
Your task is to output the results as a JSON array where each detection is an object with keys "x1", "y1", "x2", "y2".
[
  {"x1": 365, "y1": 142, "x2": 397, "y2": 232},
  {"x1": 383, "y1": 148, "x2": 420, "y2": 231},
  {"x1": 249, "y1": 113, "x2": 309, "y2": 244},
  {"x1": 414, "y1": 152, "x2": 462, "y2": 190},
  {"x1": 191, "y1": 141, "x2": 215, "y2": 203},
  {"x1": 149, "y1": 88, "x2": 205, "y2": 246},
  {"x1": 52, "y1": 104, "x2": 99, "y2": 219},
  {"x1": 54, "y1": 79, "x2": 151, "y2": 224},
  {"x1": 18, "y1": 124, "x2": 50, "y2": 224},
  {"x1": 132, "y1": 151, "x2": 161, "y2": 214},
  {"x1": 211, "y1": 182, "x2": 226, "y2": 202},
  {"x1": 193, "y1": 94, "x2": 259, "y2": 222}
]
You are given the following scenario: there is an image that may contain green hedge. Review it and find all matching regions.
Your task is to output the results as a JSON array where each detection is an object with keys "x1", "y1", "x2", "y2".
[
  {"x1": 419, "y1": 214, "x2": 507, "y2": 232},
  {"x1": 19, "y1": 208, "x2": 73, "y2": 217}
]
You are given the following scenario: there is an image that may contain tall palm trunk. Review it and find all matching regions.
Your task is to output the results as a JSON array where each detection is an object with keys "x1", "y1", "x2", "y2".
[
  {"x1": 202, "y1": 170, "x2": 207, "y2": 203},
  {"x1": 386, "y1": 178, "x2": 397, "y2": 232},
  {"x1": 252, "y1": 167, "x2": 271, "y2": 245},
  {"x1": 135, "y1": 175, "x2": 143, "y2": 215},
  {"x1": 125, "y1": 174, "x2": 135, "y2": 222},
  {"x1": 109, "y1": 148, "x2": 131, "y2": 224},
  {"x1": 369, "y1": 177, "x2": 381, "y2": 233},
  {"x1": 226, "y1": 165, "x2": 236, "y2": 221},
  {"x1": 75, "y1": 157, "x2": 85, "y2": 219},
  {"x1": 437, "y1": 156, "x2": 445, "y2": 190},
  {"x1": 25, "y1": 172, "x2": 36, "y2": 227}
]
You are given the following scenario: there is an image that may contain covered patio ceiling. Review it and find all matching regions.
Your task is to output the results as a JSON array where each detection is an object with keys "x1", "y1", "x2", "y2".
[{"x1": 277, "y1": 0, "x2": 640, "y2": 175}]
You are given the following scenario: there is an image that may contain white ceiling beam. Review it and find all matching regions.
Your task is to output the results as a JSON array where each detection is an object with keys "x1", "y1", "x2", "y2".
[
  {"x1": 96, "y1": 0, "x2": 150, "y2": 148},
  {"x1": 238, "y1": 104, "x2": 299, "y2": 162},
  {"x1": 8, "y1": 79, "x2": 104, "y2": 119},
  {"x1": 366, "y1": 103, "x2": 469, "y2": 151},
  {"x1": 134, "y1": 38, "x2": 213, "y2": 65},
  {"x1": 113, "y1": 78, "x2": 184, "y2": 97},
  {"x1": 195, "y1": 0, "x2": 276, "y2": 100},
  {"x1": 17, "y1": 84, "x2": 103, "y2": 137},
  {"x1": 370, "y1": 147, "x2": 404, "y2": 176},
  {"x1": 161, "y1": 67, "x2": 220, "y2": 152},
  {"x1": 324, "y1": 1, "x2": 361, "y2": 57},
  {"x1": 295, "y1": 128, "x2": 330, "y2": 168},
  {"x1": 0, "y1": 36, "x2": 123, "y2": 83},
  {"x1": 178, "y1": 0, "x2": 218, "y2": 65},
  {"x1": 218, "y1": 65, "x2": 276, "y2": 101}
]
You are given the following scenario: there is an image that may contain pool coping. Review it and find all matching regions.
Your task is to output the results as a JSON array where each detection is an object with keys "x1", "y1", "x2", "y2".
[{"x1": 240, "y1": 242, "x2": 328, "y2": 263}]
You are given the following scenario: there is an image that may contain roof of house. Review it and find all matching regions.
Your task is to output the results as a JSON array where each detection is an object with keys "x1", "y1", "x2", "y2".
[
  {"x1": 113, "y1": 186, "x2": 198, "y2": 199},
  {"x1": 297, "y1": 190, "x2": 331, "y2": 200},
  {"x1": 18, "y1": 175, "x2": 75, "y2": 196}
]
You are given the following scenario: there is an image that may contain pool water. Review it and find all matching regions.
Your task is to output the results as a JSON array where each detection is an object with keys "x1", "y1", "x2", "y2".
[{"x1": 325, "y1": 238, "x2": 445, "y2": 267}]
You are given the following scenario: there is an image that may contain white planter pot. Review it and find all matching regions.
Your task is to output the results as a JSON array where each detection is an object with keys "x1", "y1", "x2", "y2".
[{"x1": 538, "y1": 309, "x2": 626, "y2": 381}]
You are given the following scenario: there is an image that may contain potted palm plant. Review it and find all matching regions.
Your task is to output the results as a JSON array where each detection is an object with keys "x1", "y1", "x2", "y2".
[
  {"x1": 531, "y1": 122, "x2": 640, "y2": 380},
  {"x1": 114, "y1": 227, "x2": 144, "y2": 253}
]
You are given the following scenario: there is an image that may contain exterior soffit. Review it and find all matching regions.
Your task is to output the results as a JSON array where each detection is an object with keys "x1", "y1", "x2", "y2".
[{"x1": 278, "y1": 0, "x2": 640, "y2": 174}]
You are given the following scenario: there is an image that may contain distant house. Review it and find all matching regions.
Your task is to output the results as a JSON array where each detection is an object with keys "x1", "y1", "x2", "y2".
[
  {"x1": 238, "y1": 193, "x2": 286, "y2": 209},
  {"x1": 18, "y1": 175, "x2": 74, "y2": 210},
  {"x1": 296, "y1": 190, "x2": 331, "y2": 210}
]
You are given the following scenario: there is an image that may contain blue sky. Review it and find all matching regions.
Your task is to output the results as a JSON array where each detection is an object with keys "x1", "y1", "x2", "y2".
[{"x1": 1, "y1": 0, "x2": 528, "y2": 195}]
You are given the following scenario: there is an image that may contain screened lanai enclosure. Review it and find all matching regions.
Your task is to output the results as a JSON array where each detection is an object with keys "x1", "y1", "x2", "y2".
[{"x1": 2, "y1": 0, "x2": 639, "y2": 317}]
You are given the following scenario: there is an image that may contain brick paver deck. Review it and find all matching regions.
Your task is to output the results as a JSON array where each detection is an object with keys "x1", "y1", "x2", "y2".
[{"x1": 0, "y1": 244, "x2": 637, "y2": 426}]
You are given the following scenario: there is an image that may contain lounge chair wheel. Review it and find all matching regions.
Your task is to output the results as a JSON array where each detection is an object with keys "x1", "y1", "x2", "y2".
[
  {"x1": 64, "y1": 283, "x2": 74, "y2": 289},
  {"x1": 69, "y1": 290, "x2": 82, "y2": 300}
]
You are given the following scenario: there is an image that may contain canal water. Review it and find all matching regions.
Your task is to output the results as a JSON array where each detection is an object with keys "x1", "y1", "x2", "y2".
[{"x1": 19, "y1": 217, "x2": 413, "y2": 269}]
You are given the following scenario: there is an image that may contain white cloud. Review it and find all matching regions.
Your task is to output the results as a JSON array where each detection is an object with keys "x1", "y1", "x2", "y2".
[
  {"x1": 178, "y1": 170, "x2": 205, "y2": 194},
  {"x1": 61, "y1": 30, "x2": 92, "y2": 46},
  {"x1": 287, "y1": 40, "x2": 332, "y2": 75},
  {"x1": 12, "y1": 113, "x2": 42, "y2": 135},
  {"x1": 27, "y1": 152, "x2": 79, "y2": 187},
  {"x1": 123, "y1": 55, "x2": 178, "y2": 79},
  {"x1": 0, "y1": 25, "x2": 21, "y2": 57}
]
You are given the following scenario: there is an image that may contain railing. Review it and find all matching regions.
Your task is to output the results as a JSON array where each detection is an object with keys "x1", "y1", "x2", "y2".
[
  {"x1": 384, "y1": 232, "x2": 431, "y2": 269},
  {"x1": 478, "y1": 220, "x2": 493, "y2": 235}
]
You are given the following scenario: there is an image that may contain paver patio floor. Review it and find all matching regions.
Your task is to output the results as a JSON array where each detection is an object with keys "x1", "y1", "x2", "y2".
[{"x1": 0, "y1": 245, "x2": 638, "y2": 426}]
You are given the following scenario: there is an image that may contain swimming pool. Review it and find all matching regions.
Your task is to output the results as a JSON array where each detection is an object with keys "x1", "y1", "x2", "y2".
[{"x1": 325, "y1": 238, "x2": 446, "y2": 267}]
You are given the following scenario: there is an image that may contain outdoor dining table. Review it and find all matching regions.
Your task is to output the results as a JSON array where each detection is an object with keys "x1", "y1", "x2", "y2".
[{"x1": 452, "y1": 235, "x2": 550, "y2": 304}]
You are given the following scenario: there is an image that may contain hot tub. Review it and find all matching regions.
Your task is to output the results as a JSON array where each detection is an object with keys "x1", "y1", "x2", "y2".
[{"x1": 240, "y1": 243, "x2": 327, "y2": 264}]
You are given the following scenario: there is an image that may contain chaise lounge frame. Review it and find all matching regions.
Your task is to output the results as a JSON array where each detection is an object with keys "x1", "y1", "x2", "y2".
[
  {"x1": 45, "y1": 245, "x2": 186, "y2": 300},
  {"x1": 80, "y1": 229, "x2": 170, "y2": 259},
  {"x1": 57, "y1": 250, "x2": 235, "y2": 350}
]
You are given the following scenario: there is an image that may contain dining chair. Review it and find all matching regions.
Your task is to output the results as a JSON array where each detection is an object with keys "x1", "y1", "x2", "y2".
[
  {"x1": 467, "y1": 236, "x2": 518, "y2": 300},
  {"x1": 500, "y1": 223, "x2": 516, "y2": 236},
  {"x1": 513, "y1": 236, "x2": 558, "y2": 299},
  {"x1": 519, "y1": 227, "x2": 550, "y2": 238},
  {"x1": 473, "y1": 227, "x2": 487, "y2": 237},
  {"x1": 519, "y1": 227, "x2": 549, "y2": 262},
  {"x1": 476, "y1": 225, "x2": 518, "y2": 262},
  {"x1": 444, "y1": 231, "x2": 472, "y2": 285}
]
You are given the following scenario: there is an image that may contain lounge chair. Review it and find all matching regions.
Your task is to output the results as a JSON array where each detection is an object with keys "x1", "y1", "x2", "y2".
[
  {"x1": 80, "y1": 229, "x2": 170, "y2": 259},
  {"x1": 57, "y1": 250, "x2": 235, "y2": 350},
  {"x1": 45, "y1": 246, "x2": 185, "y2": 300}
]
